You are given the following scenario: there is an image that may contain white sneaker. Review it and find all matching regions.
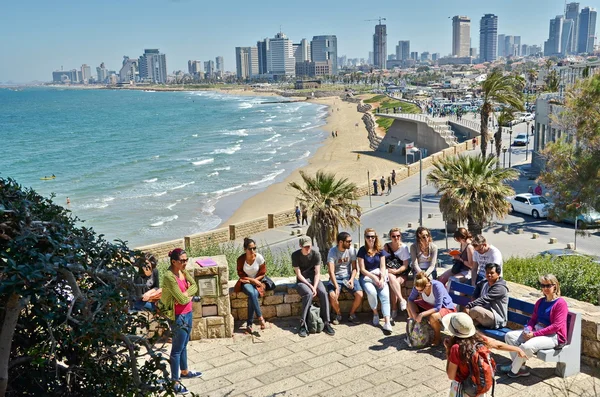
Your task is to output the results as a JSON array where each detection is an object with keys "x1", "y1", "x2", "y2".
[
  {"x1": 382, "y1": 322, "x2": 393, "y2": 332},
  {"x1": 400, "y1": 300, "x2": 407, "y2": 311},
  {"x1": 372, "y1": 314, "x2": 380, "y2": 326}
]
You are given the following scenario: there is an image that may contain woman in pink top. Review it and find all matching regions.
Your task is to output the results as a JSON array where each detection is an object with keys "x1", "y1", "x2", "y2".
[{"x1": 501, "y1": 274, "x2": 568, "y2": 378}]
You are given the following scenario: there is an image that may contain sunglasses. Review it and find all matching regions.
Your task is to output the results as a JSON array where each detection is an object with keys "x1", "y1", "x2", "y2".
[
  {"x1": 419, "y1": 233, "x2": 429, "y2": 237},
  {"x1": 540, "y1": 284, "x2": 555, "y2": 288},
  {"x1": 391, "y1": 234, "x2": 401, "y2": 239},
  {"x1": 366, "y1": 235, "x2": 376, "y2": 239},
  {"x1": 178, "y1": 258, "x2": 188, "y2": 263},
  {"x1": 247, "y1": 247, "x2": 257, "y2": 251},
  {"x1": 143, "y1": 265, "x2": 152, "y2": 271}
]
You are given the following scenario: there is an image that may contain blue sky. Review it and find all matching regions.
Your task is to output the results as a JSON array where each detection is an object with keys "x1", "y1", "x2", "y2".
[{"x1": 1, "y1": 0, "x2": 597, "y2": 82}]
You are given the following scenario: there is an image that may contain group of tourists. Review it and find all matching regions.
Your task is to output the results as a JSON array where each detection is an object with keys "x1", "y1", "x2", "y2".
[{"x1": 372, "y1": 170, "x2": 398, "y2": 196}]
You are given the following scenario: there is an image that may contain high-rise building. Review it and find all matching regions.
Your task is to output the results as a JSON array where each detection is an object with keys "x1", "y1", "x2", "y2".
[
  {"x1": 504, "y1": 35, "x2": 521, "y2": 57},
  {"x1": 188, "y1": 60, "x2": 202, "y2": 75},
  {"x1": 96, "y1": 62, "x2": 108, "y2": 83},
  {"x1": 293, "y1": 39, "x2": 311, "y2": 64},
  {"x1": 432, "y1": 53, "x2": 440, "y2": 61},
  {"x1": 396, "y1": 40, "x2": 410, "y2": 61},
  {"x1": 373, "y1": 23, "x2": 387, "y2": 69},
  {"x1": 119, "y1": 57, "x2": 138, "y2": 83},
  {"x1": 267, "y1": 32, "x2": 295, "y2": 76},
  {"x1": 235, "y1": 47, "x2": 251, "y2": 79},
  {"x1": 452, "y1": 16, "x2": 471, "y2": 57},
  {"x1": 257, "y1": 39, "x2": 269, "y2": 75},
  {"x1": 204, "y1": 60, "x2": 215, "y2": 79},
  {"x1": 479, "y1": 14, "x2": 498, "y2": 62},
  {"x1": 470, "y1": 47, "x2": 478, "y2": 58},
  {"x1": 420, "y1": 52, "x2": 431, "y2": 61},
  {"x1": 565, "y1": 2, "x2": 580, "y2": 53},
  {"x1": 337, "y1": 55, "x2": 347, "y2": 68},
  {"x1": 215, "y1": 56, "x2": 224, "y2": 72},
  {"x1": 80, "y1": 64, "x2": 91, "y2": 83},
  {"x1": 311, "y1": 35, "x2": 338, "y2": 73},
  {"x1": 561, "y1": 20, "x2": 574, "y2": 55},
  {"x1": 544, "y1": 16, "x2": 565, "y2": 56},
  {"x1": 577, "y1": 7, "x2": 597, "y2": 53},
  {"x1": 138, "y1": 49, "x2": 167, "y2": 84},
  {"x1": 52, "y1": 69, "x2": 79, "y2": 83},
  {"x1": 410, "y1": 51, "x2": 419, "y2": 61},
  {"x1": 368, "y1": 51, "x2": 374, "y2": 65},
  {"x1": 497, "y1": 34, "x2": 506, "y2": 57}
]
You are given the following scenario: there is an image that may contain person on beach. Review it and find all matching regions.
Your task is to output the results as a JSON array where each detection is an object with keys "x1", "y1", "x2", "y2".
[
  {"x1": 234, "y1": 238, "x2": 267, "y2": 333},
  {"x1": 437, "y1": 228, "x2": 475, "y2": 287},
  {"x1": 292, "y1": 237, "x2": 335, "y2": 337},
  {"x1": 160, "y1": 248, "x2": 202, "y2": 395},
  {"x1": 383, "y1": 228, "x2": 410, "y2": 320},
  {"x1": 327, "y1": 232, "x2": 363, "y2": 324},
  {"x1": 358, "y1": 228, "x2": 393, "y2": 333},
  {"x1": 410, "y1": 227, "x2": 439, "y2": 279},
  {"x1": 331, "y1": 131, "x2": 335, "y2": 138},
  {"x1": 391, "y1": 169, "x2": 396, "y2": 185},
  {"x1": 335, "y1": 130, "x2": 338, "y2": 137},
  {"x1": 133, "y1": 253, "x2": 161, "y2": 312},
  {"x1": 386, "y1": 176, "x2": 392, "y2": 195},
  {"x1": 408, "y1": 271, "x2": 456, "y2": 346},
  {"x1": 380, "y1": 176, "x2": 385, "y2": 195},
  {"x1": 500, "y1": 274, "x2": 568, "y2": 378},
  {"x1": 295, "y1": 206, "x2": 301, "y2": 224},
  {"x1": 357, "y1": 153, "x2": 360, "y2": 161},
  {"x1": 301, "y1": 206, "x2": 308, "y2": 225}
]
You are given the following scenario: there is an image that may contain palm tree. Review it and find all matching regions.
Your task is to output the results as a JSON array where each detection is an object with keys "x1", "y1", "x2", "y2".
[
  {"x1": 479, "y1": 71, "x2": 525, "y2": 157},
  {"x1": 545, "y1": 70, "x2": 560, "y2": 92},
  {"x1": 495, "y1": 109, "x2": 515, "y2": 163},
  {"x1": 289, "y1": 171, "x2": 361, "y2": 260},
  {"x1": 427, "y1": 155, "x2": 519, "y2": 236}
]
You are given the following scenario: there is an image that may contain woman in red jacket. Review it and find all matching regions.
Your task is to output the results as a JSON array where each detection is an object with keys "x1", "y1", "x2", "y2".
[
  {"x1": 234, "y1": 238, "x2": 267, "y2": 333},
  {"x1": 501, "y1": 274, "x2": 568, "y2": 378}
]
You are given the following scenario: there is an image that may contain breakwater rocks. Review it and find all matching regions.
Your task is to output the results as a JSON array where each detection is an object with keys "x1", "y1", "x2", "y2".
[
  {"x1": 356, "y1": 103, "x2": 372, "y2": 113},
  {"x1": 361, "y1": 112, "x2": 382, "y2": 150}
]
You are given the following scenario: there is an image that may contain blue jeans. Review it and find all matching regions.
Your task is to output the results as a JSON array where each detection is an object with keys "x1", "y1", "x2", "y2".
[
  {"x1": 241, "y1": 283, "x2": 263, "y2": 326},
  {"x1": 359, "y1": 275, "x2": 391, "y2": 317},
  {"x1": 133, "y1": 300, "x2": 155, "y2": 312},
  {"x1": 170, "y1": 311, "x2": 192, "y2": 381}
]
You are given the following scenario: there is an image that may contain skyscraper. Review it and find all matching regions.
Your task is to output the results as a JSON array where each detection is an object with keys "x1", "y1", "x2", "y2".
[
  {"x1": 544, "y1": 16, "x2": 564, "y2": 56},
  {"x1": 373, "y1": 23, "x2": 387, "y2": 69},
  {"x1": 215, "y1": 56, "x2": 224, "y2": 73},
  {"x1": 257, "y1": 39, "x2": 269, "y2": 75},
  {"x1": 120, "y1": 57, "x2": 138, "y2": 83},
  {"x1": 204, "y1": 60, "x2": 215, "y2": 79},
  {"x1": 452, "y1": 16, "x2": 471, "y2": 57},
  {"x1": 235, "y1": 47, "x2": 252, "y2": 79},
  {"x1": 80, "y1": 64, "x2": 91, "y2": 83},
  {"x1": 577, "y1": 7, "x2": 597, "y2": 53},
  {"x1": 565, "y1": 2, "x2": 580, "y2": 53},
  {"x1": 267, "y1": 32, "x2": 295, "y2": 76},
  {"x1": 311, "y1": 35, "x2": 338, "y2": 73},
  {"x1": 497, "y1": 34, "x2": 506, "y2": 57},
  {"x1": 479, "y1": 14, "x2": 498, "y2": 62},
  {"x1": 188, "y1": 60, "x2": 202, "y2": 75},
  {"x1": 561, "y1": 20, "x2": 574, "y2": 55},
  {"x1": 138, "y1": 49, "x2": 167, "y2": 84},
  {"x1": 293, "y1": 39, "x2": 311, "y2": 64},
  {"x1": 396, "y1": 40, "x2": 410, "y2": 61},
  {"x1": 96, "y1": 62, "x2": 108, "y2": 83}
]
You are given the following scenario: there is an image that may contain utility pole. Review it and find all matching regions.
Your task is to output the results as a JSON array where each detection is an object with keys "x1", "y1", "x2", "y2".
[
  {"x1": 419, "y1": 149, "x2": 423, "y2": 226},
  {"x1": 367, "y1": 171, "x2": 372, "y2": 207}
]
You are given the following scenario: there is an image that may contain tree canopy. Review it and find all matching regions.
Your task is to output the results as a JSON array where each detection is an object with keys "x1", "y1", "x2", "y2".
[{"x1": 0, "y1": 178, "x2": 172, "y2": 396}]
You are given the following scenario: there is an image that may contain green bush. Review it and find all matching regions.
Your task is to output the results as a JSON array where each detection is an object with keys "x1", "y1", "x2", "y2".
[{"x1": 503, "y1": 255, "x2": 600, "y2": 305}]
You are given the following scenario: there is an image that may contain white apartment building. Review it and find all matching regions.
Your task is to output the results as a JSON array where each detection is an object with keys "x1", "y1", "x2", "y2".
[{"x1": 267, "y1": 32, "x2": 295, "y2": 77}]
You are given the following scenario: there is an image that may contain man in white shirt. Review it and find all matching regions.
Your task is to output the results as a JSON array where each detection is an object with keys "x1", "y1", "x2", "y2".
[{"x1": 471, "y1": 234, "x2": 503, "y2": 286}]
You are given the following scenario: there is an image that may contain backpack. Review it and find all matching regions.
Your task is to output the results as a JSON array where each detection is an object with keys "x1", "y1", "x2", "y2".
[
  {"x1": 405, "y1": 318, "x2": 433, "y2": 348},
  {"x1": 462, "y1": 342, "x2": 496, "y2": 397},
  {"x1": 307, "y1": 305, "x2": 324, "y2": 334}
]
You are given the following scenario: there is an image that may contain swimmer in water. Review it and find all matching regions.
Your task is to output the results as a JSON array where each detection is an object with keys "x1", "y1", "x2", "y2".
[{"x1": 66, "y1": 197, "x2": 71, "y2": 205}]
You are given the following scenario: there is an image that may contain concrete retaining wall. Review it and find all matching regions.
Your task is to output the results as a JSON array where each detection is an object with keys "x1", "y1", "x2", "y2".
[
  {"x1": 229, "y1": 217, "x2": 270, "y2": 241},
  {"x1": 135, "y1": 239, "x2": 185, "y2": 259},
  {"x1": 185, "y1": 228, "x2": 230, "y2": 252}
]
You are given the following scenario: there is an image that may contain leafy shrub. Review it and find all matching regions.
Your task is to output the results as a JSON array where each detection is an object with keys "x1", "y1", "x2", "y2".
[{"x1": 503, "y1": 255, "x2": 600, "y2": 305}]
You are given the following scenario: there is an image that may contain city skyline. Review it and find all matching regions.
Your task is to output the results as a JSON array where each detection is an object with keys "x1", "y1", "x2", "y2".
[{"x1": 1, "y1": 0, "x2": 597, "y2": 82}]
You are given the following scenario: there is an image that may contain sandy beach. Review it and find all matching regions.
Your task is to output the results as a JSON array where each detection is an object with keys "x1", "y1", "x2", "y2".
[{"x1": 222, "y1": 95, "x2": 403, "y2": 225}]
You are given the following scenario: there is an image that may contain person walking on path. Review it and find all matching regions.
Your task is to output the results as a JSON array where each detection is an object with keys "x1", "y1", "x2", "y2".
[
  {"x1": 534, "y1": 182, "x2": 542, "y2": 196},
  {"x1": 386, "y1": 176, "x2": 392, "y2": 195},
  {"x1": 380, "y1": 176, "x2": 385, "y2": 196},
  {"x1": 372, "y1": 179, "x2": 378, "y2": 196},
  {"x1": 391, "y1": 169, "x2": 397, "y2": 185},
  {"x1": 301, "y1": 206, "x2": 308, "y2": 225},
  {"x1": 295, "y1": 206, "x2": 301, "y2": 224},
  {"x1": 234, "y1": 238, "x2": 268, "y2": 334},
  {"x1": 291, "y1": 237, "x2": 336, "y2": 337},
  {"x1": 160, "y1": 248, "x2": 202, "y2": 395}
]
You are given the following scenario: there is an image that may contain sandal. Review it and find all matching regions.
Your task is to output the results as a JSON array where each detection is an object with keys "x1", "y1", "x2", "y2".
[
  {"x1": 245, "y1": 326, "x2": 253, "y2": 334},
  {"x1": 259, "y1": 318, "x2": 267, "y2": 330}
]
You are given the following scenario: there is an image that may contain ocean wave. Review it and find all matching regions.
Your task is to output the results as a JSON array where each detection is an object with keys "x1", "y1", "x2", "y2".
[
  {"x1": 170, "y1": 181, "x2": 195, "y2": 190},
  {"x1": 150, "y1": 215, "x2": 178, "y2": 227},
  {"x1": 192, "y1": 134, "x2": 198, "y2": 137},
  {"x1": 261, "y1": 149, "x2": 277, "y2": 154},
  {"x1": 247, "y1": 169, "x2": 286, "y2": 186},
  {"x1": 211, "y1": 144, "x2": 241, "y2": 155},
  {"x1": 264, "y1": 133, "x2": 282, "y2": 142},
  {"x1": 214, "y1": 166, "x2": 231, "y2": 171},
  {"x1": 283, "y1": 137, "x2": 306, "y2": 147},
  {"x1": 239, "y1": 102, "x2": 253, "y2": 109},
  {"x1": 102, "y1": 196, "x2": 115, "y2": 202},
  {"x1": 79, "y1": 202, "x2": 109, "y2": 210},
  {"x1": 144, "y1": 178, "x2": 158, "y2": 183},
  {"x1": 208, "y1": 171, "x2": 219, "y2": 177},
  {"x1": 223, "y1": 129, "x2": 248, "y2": 136},
  {"x1": 211, "y1": 183, "x2": 245, "y2": 196},
  {"x1": 166, "y1": 202, "x2": 177, "y2": 210},
  {"x1": 297, "y1": 150, "x2": 310, "y2": 160},
  {"x1": 259, "y1": 157, "x2": 273, "y2": 162},
  {"x1": 265, "y1": 119, "x2": 272, "y2": 122},
  {"x1": 154, "y1": 191, "x2": 167, "y2": 197},
  {"x1": 192, "y1": 158, "x2": 214, "y2": 166}
]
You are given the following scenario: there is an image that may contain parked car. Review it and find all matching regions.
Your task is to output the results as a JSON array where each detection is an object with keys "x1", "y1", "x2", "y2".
[
  {"x1": 512, "y1": 133, "x2": 528, "y2": 146},
  {"x1": 507, "y1": 193, "x2": 550, "y2": 219},
  {"x1": 562, "y1": 208, "x2": 600, "y2": 229},
  {"x1": 538, "y1": 249, "x2": 600, "y2": 264},
  {"x1": 522, "y1": 113, "x2": 535, "y2": 122}
]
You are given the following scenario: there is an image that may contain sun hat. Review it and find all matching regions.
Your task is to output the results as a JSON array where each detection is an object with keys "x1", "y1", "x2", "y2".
[
  {"x1": 442, "y1": 312, "x2": 477, "y2": 338},
  {"x1": 299, "y1": 236, "x2": 312, "y2": 247}
]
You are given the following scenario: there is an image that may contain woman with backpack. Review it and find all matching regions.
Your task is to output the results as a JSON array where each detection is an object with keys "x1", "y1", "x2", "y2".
[
  {"x1": 407, "y1": 271, "x2": 456, "y2": 346},
  {"x1": 234, "y1": 237, "x2": 268, "y2": 334},
  {"x1": 383, "y1": 227, "x2": 411, "y2": 321},
  {"x1": 500, "y1": 274, "x2": 568, "y2": 378},
  {"x1": 444, "y1": 312, "x2": 527, "y2": 397}
]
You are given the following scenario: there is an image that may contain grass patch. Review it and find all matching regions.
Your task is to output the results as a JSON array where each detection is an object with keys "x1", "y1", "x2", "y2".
[
  {"x1": 503, "y1": 255, "x2": 600, "y2": 305},
  {"x1": 364, "y1": 94, "x2": 387, "y2": 104},
  {"x1": 364, "y1": 94, "x2": 420, "y2": 114},
  {"x1": 376, "y1": 117, "x2": 394, "y2": 132}
]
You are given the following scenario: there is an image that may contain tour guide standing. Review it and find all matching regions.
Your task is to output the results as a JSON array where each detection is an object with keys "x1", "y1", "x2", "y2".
[{"x1": 292, "y1": 237, "x2": 335, "y2": 337}]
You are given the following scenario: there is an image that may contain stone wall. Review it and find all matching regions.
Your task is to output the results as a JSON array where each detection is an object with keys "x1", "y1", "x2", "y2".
[
  {"x1": 185, "y1": 228, "x2": 230, "y2": 252},
  {"x1": 229, "y1": 217, "x2": 269, "y2": 240},
  {"x1": 135, "y1": 238, "x2": 185, "y2": 259},
  {"x1": 269, "y1": 209, "x2": 297, "y2": 228}
]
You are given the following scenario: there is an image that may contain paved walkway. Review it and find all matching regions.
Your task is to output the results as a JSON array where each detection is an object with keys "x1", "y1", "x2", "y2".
[{"x1": 179, "y1": 315, "x2": 598, "y2": 396}]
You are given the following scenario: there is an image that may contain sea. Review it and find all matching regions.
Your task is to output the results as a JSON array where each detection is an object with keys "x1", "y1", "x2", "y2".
[{"x1": 0, "y1": 87, "x2": 328, "y2": 247}]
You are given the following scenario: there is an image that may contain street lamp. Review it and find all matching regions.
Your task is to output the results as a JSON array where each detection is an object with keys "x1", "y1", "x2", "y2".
[
  {"x1": 525, "y1": 121, "x2": 531, "y2": 161},
  {"x1": 490, "y1": 138, "x2": 494, "y2": 155},
  {"x1": 502, "y1": 147, "x2": 507, "y2": 168},
  {"x1": 508, "y1": 126, "x2": 513, "y2": 168}
]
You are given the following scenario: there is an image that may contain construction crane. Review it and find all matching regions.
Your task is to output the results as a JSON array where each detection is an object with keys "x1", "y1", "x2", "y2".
[{"x1": 365, "y1": 17, "x2": 386, "y2": 25}]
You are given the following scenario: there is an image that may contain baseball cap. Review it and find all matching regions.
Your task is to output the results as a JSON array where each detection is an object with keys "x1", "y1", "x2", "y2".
[{"x1": 299, "y1": 236, "x2": 312, "y2": 247}]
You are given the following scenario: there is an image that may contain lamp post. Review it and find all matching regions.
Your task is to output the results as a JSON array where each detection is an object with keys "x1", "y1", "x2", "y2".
[
  {"x1": 367, "y1": 171, "x2": 372, "y2": 207},
  {"x1": 508, "y1": 127, "x2": 513, "y2": 168},
  {"x1": 525, "y1": 121, "x2": 531, "y2": 161},
  {"x1": 502, "y1": 147, "x2": 507, "y2": 168},
  {"x1": 490, "y1": 138, "x2": 494, "y2": 155}
]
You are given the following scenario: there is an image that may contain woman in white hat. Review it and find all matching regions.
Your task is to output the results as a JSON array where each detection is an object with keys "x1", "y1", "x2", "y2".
[{"x1": 443, "y1": 313, "x2": 526, "y2": 396}]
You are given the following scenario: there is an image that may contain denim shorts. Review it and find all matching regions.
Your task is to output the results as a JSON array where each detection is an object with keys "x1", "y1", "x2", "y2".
[{"x1": 327, "y1": 277, "x2": 362, "y2": 294}]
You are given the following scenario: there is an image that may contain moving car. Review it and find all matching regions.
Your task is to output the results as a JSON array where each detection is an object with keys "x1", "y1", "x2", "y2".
[
  {"x1": 507, "y1": 193, "x2": 550, "y2": 219},
  {"x1": 512, "y1": 133, "x2": 528, "y2": 146}
]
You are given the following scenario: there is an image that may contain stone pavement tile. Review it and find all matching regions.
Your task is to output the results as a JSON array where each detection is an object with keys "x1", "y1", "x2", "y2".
[
  {"x1": 511, "y1": 381, "x2": 564, "y2": 397},
  {"x1": 304, "y1": 351, "x2": 345, "y2": 368},
  {"x1": 337, "y1": 341, "x2": 377, "y2": 358},
  {"x1": 543, "y1": 373, "x2": 600, "y2": 396},
  {"x1": 200, "y1": 377, "x2": 263, "y2": 397},
  {"x1": 396, "y1": 366, "x2": 446, "y2": 388},
  {"x1": 244, "y1": 376, "x2": 305, "y2": 397},
  {"x1": 321, "y1": 364, "x2": 377, "y2": 387},
  {"x1": 223, "y1": 362, "x2": 277, "y2": 383},
  {"x1": 205, "y1": 351, "x2": 249, "y2": 368},
  {"x1": 390, "y1": 383, "x2": 436, "y2": 397},
  {"x1": 496, "y1": 373, "x2": 546, "y2": 391},
  {"x1": 238, "y1": 336, "x2": 296, "y2": 356},
  {"x1": 308, "y1": 338, "x2": 354, "y2": 355},
  {"x1": 296, "y1": 361, "x2": 349, "y2": 383},
  {"x1": 422, "y1": 373, "x2": 455, "y2": 392},
  {"x1": 256, "y1": 362, "x2": 313, "y2": 384},
  {"x1": 270, "y1": 349, "x2": 316, "y2": 367},
  {"x1": 190, "y1": 342, "x2": 236, "y2": 356},
  {"x1": 199, "y1": 359, "x2": 253, "y2": 381},
  {"x1": 247, "y1": 347, "x2": 294, "y2": 365},
  {"x1": 317, "y1": 378, "x2": 374, "y2": 397},
  {"x1": 187, "y1": 355, "x2": 215, "y2": 370},
  {"x1": 400, "y1": 354, "x2": 437, "y2": 370},
  {"x1": 367, "y1": 349, "x2": 424, "y2": 371},
  {"x1": 355, "y1": 380, "x2": 406, "y2": 397},
  {"x1": 286, "y1": 334, "x2": 333, "y2": 353},
  {"x1": 186, "y1": 376, "x2": 231, "y2": 394},
  {"x1": 367, "y1": 365, "x2": 413, "y2": 383},
  {"x1": 285, "y1": 380, "x2": 334, "y2": 397}
]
